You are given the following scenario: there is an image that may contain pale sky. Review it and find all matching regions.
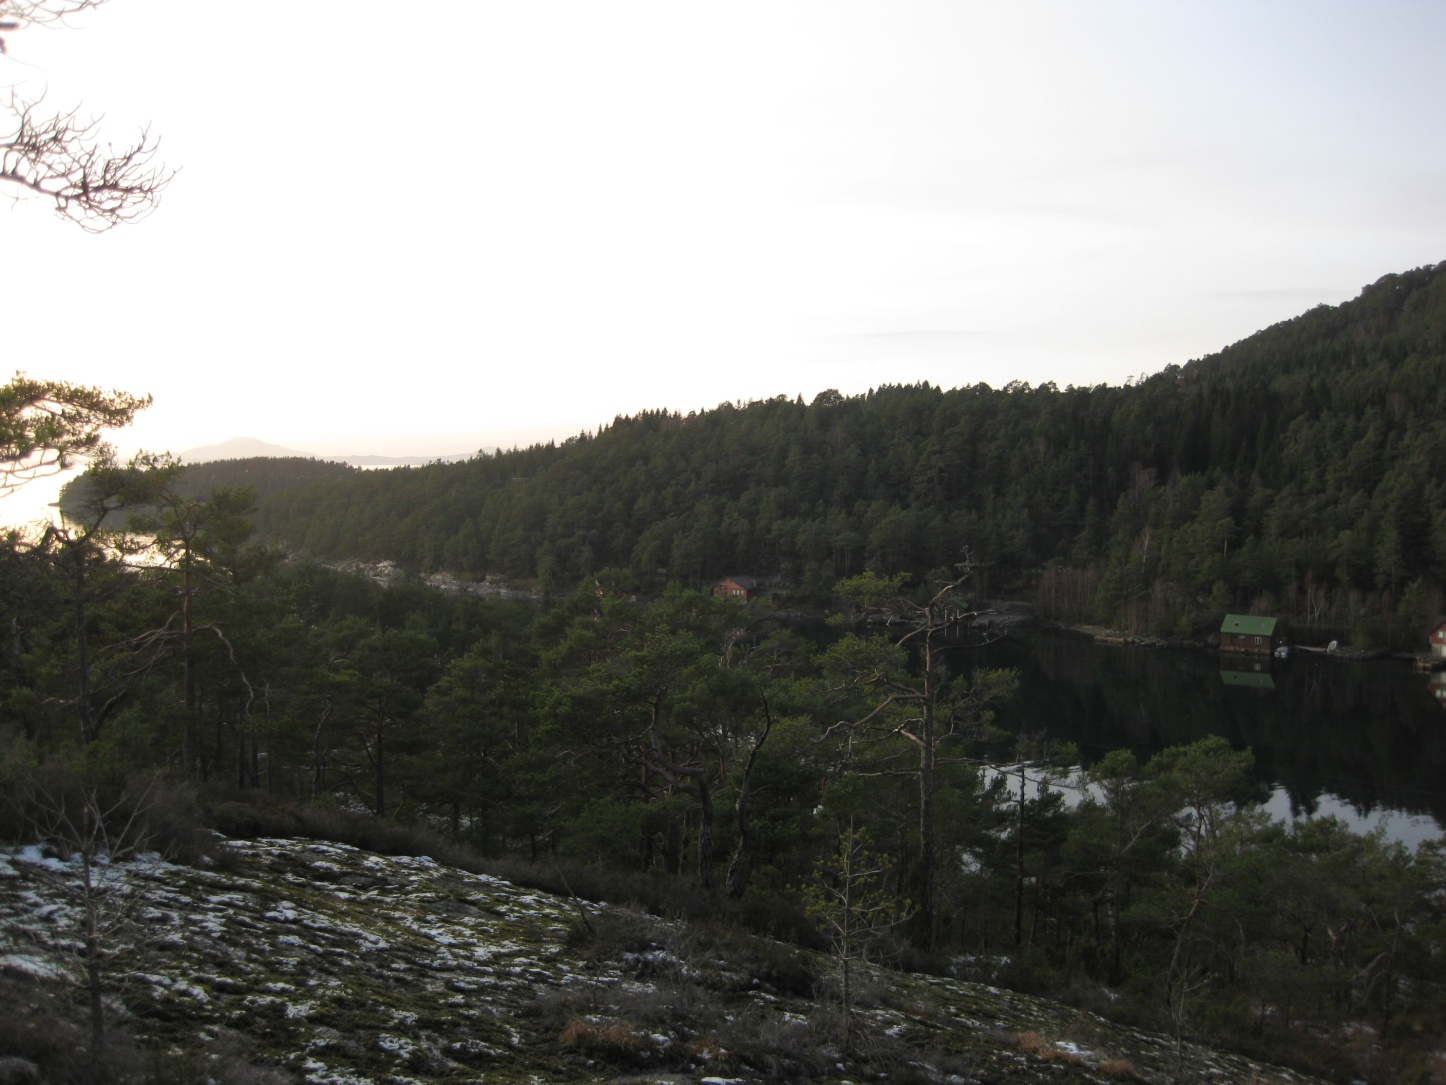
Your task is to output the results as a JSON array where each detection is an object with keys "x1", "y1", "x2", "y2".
[{"x1": 5, "y1": 1, "x2": 1446, "y2": 492}]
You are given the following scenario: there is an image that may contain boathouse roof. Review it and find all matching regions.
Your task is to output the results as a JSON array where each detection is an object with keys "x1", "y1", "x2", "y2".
[{"x1": 1220, "y1": 614, "x2": 1278, "y2": 637}]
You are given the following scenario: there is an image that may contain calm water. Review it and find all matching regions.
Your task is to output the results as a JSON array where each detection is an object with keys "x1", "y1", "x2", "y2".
[{"x1": 967, "y1": 628, "x2": 1446, "y2": 848}]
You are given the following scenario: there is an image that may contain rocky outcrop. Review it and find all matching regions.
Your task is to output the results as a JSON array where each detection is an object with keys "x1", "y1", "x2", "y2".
[
  {"x1": 0, "y1": 839, "x2": 1329, "y2": 1085},
  {"x1": 323, "y1": 560, "x2": 544, "y2": 601}
]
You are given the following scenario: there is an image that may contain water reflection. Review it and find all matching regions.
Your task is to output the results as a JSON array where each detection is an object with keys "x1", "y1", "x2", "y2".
[
  {"x1": 1429, "y1": 671, "x2": 1446, "y2": 708},
  {"x1": 1219, "y1": 663, "x2": 1274, "y2": 691},
  {"x1": 968, "y1": 629, "x2": 1446, "y2": 839}
]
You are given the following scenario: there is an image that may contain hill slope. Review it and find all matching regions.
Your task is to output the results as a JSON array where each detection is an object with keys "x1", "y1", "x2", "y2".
[
  {"x1": 0, "y1": 837, "x2": 1330, "y2": 1085},
  {"x1": 233, "y1": 264, "x2": 1446, "y2": 637},
  {"x1": 44, "y1": 263, "x2": 1446, "y2": 640}
]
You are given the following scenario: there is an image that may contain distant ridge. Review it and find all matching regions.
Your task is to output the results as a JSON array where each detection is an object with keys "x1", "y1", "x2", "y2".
[
  {"x1": 180, "y1": 437, "x2": 308, "y2": 462},
  {"x1": 335, "y1": 452, "x2": 479, "y2": 467},
  {"x1": 181, "y1": 437, "x2": 484, "y2": 468},
  {"x1": 242, "y1": 262, "x2": 1446, "y2": 624}
]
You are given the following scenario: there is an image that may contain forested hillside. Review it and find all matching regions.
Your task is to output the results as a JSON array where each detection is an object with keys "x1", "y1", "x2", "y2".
[
  {"x1": 5, "y1": 273, "x2": 1446, "y2": 1083},
  {"x1": 178, "y1": 455, "x2": 357, "y2": 496},
  {"x1": 59, "y1": 454, "x2": 357, "y2": 510},
  {"x1": 243, "y1": 263, "x2": 1446, "y2": 644}
]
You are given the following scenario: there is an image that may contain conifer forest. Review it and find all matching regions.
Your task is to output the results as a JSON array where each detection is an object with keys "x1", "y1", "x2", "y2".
[{"x1": 6, "y1": 265, "x2": 1446, "y2": 1083}]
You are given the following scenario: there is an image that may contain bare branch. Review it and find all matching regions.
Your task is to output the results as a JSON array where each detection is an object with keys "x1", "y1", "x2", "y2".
[
  {"x1": 1, "y1": 92, "x2": 172, "y2": 230},
  {"x1": 0, "y1": 2, "x2": 172, "y2": 229},
  {"x1": 0, "y1": 0, "x2": 106, "y2": 51}
]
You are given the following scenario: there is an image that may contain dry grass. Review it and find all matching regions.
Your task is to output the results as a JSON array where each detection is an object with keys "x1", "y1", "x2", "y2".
[
  {"x1": 683, "y1": 1034, "x2": 730, "y2": 1063},
  {"x1": 1099, "y1": 1056, "x2": 1147, "y2": 1080},
  {"x1": 558, "y1": 1018, "x2": 654, "y2": 1062},
  {"x1": 1015, "y1": 1031, "x2": 1087, "y2": 1066},
  {"x1": 1015, "y1": 1030, "x2": 1048, "y2": 1055}
]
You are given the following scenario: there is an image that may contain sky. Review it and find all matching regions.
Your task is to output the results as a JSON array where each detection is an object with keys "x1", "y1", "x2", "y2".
[{"x1": 4, "y1": 0, "x2": 1446, "y2": 516}]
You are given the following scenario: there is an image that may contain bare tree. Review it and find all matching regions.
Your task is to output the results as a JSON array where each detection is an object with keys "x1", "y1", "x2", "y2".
[
  {"x1": 1, "y1": 1, "x2": 171, "y2": 229},
  {"x1": 800, "y1": 822, "x2": 914, "y2": 1056},
  {"x1": 822, "y1": 561, "x2": 1015, "y2": 949},
  {"x1": 14, "y1": 777, "x2": 165, "y2": 1064}
]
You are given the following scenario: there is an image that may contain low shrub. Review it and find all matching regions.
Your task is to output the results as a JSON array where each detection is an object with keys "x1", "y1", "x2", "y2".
[
  {"x1": 614, "y1": 979, "x2": 722, "y2": 1035},
  {"x1": 678, "y1": 919, "x2": 817, "y2": 997},
  {"x1": 558, "y1": 1018, "x2": 655, "y2": 1065},
  {"x1": 563, "y1": 905, "x2": 658, "y2": 962},
  {"x1": 206, "y1": 795, "x2": 476, "y2": 871},
  {"x1": 0, "y1": 973, "x2": 287, "y2": 1085},
  {"x1": 716, "y1": 1011, "x2": 835, "y2": 1081},
  {"x1": 0, "y1": 759, "x2": 204, "y2": 862}
]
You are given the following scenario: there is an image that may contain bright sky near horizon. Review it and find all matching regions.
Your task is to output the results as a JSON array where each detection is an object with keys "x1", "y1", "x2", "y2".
[{"x1": 5, "y1": 1, "x2": 1446, "y2": 491}]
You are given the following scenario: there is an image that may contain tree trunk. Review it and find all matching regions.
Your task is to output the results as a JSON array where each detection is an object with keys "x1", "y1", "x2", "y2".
[
  {"x1": 83, "y1": 899, "x2": 106, "y2": 1055},
  {"x1": 71, "y1": 547, "x2": 100, "y2": 745},
  {"x1": 78, "y1": 814, "x2": 107, "y2": 1060},
  {"x1": 727, "y1": 691, "x2": 776, "y2": 898},
  {"x1": 725, "y1": 769, "x2": 753, "y2": 898},
  {"x1": 1014, "y1": 767, "x2": 1026, "y2": 949},
  {"x1": 916, "y1": 639, "x2": 939, "y2": 950},
  {"x1": 374, "y1": 698, "x2": 387, "y2": 819},
  {"x1": 85, "y1": 940, "x2": 106, "y2": 1058},
  {"x1": 182, "y1": 552, "x2": 200, "y2": 777},
  {"x1": 311, "y1": 697, "x2": 333, "y2": 799},
  {"x1": 917, "y1": 728, "x2": 936, "y2": 949},
  {"x1": 696, "y1": 782, "x2": 714, "y2": 891}
]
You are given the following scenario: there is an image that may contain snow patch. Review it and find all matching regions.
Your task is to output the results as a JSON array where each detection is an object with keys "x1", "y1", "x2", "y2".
[
  {"x1": 376, "y1": 1032, "x2": 415, "y2": 1059},
  {"x1": 10, "y1": 845, "x2": 69, "y2": 872},
  {"x1": 172, "y1": 980, "x2": 210, "y2": 1002},
  {"x1": 0, "y1": 952, "x2": 71, "y2": 981}
]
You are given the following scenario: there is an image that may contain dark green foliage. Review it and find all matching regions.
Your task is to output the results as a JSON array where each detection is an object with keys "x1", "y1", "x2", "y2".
[
  {"x1": 6, "y1": 266, "x2": 1446, "y2": 1083},
  {"x1": 231, "y1": 263, "x2": 1446, "y2": 638},
  {"x1": 1, "y1": 376, "x2": 151, "y2": 499},
  {"x1": 56, "y1": 456, "x2": 356, "y2": 516},
  {"x1": 2, "y1": 524, "x2": 1443, "y2": 1081}
]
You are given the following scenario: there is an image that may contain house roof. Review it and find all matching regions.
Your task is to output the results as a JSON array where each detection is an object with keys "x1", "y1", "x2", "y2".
[
  {"x1": 1220, "y1": 614, "x2": 1278, "y2": 637},
  {"x1": 719, "y1": 576, "x2": 758, "y2": 590}
]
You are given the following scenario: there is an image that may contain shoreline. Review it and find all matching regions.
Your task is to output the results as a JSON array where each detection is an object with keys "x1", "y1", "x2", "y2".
[{"x1": 1035, "y1": 616, "x2": 1407, "y2": 664}]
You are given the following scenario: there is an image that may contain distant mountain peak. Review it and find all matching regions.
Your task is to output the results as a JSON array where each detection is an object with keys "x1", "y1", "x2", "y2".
[{"x1": 179, "y1": 437, "x2": 308, "y2": 462}]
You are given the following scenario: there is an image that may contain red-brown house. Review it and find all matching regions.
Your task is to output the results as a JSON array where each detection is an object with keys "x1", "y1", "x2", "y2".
[
  {"x1": 713, "y1": 576, "x2": 759, "y2": 602},
  {"x1": 1430, "y1": 617, "x2": 1446, "y2": 659}
]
